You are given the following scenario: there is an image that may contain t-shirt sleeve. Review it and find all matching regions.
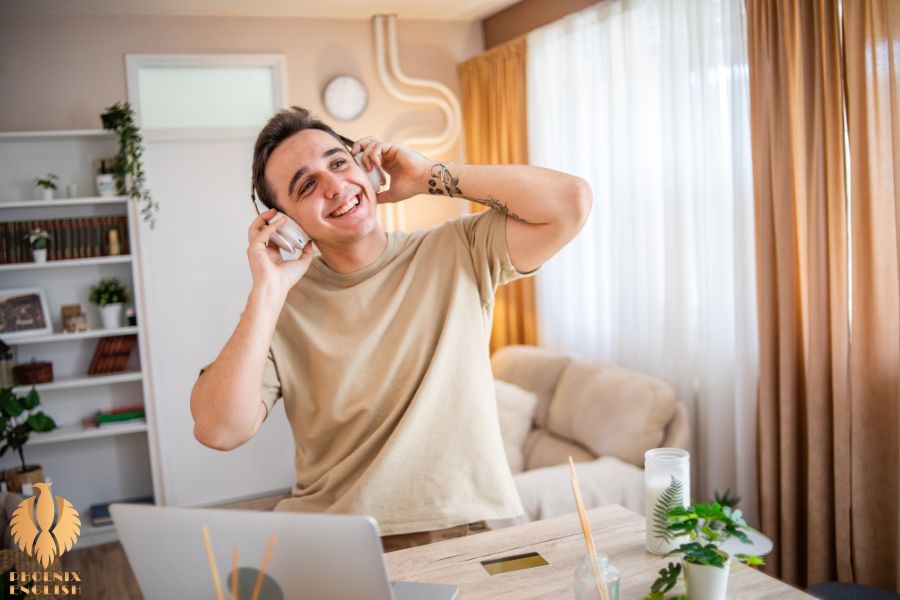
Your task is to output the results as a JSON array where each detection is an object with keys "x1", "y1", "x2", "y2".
[
  {"x1": 259, "y1": 348, "x2": 282, "y2": 419},
  {"x1": 453, "y1": 208, "x2": 540, "y2": 305},
  {"x1": 196, "y1": 349, "x2": 282, "y2": 421}
]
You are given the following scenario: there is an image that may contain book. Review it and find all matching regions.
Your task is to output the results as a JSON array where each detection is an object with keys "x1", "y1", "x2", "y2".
[
  {"x1": 89, "y1": 495, "x2": 154, "y2": 527},
  {"x1": 87, "y1": 335, "x2": 137, "y2": 375},
  {"x1": 0, "y1": 215, "x2": 131, "y2": 264},
  {"x1": 95, "y1": 409, "x2": 145, "y2": 424}
]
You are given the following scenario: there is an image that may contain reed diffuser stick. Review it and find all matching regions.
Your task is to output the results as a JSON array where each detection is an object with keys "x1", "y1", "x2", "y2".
[
  {"x1": 201, "y1": 525, "x2": 225, "y2": 600},
  {"x1": 568, "y1": 457, "x2": 611, "y2": 600},
  {"x1": 250, "y1": 533, "x2": 278, "y2": 600},
  {"x1": 231, "y1": 547, "x2": 239, "y2": 600}
]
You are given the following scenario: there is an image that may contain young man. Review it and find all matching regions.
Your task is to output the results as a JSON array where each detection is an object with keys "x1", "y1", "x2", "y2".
[{"x1": 190, "y1": 106, "x2": 591, "y2": 551}]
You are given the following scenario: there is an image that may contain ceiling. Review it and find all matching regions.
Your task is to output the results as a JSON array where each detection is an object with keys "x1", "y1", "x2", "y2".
[{"x1": 0, "y1": 0, "x2": 520, "y2": 20}]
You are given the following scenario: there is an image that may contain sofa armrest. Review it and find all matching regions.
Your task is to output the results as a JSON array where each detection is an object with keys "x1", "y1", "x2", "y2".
[{"x1": 661, "y1": 401, "x2": 691, "y2": 450}]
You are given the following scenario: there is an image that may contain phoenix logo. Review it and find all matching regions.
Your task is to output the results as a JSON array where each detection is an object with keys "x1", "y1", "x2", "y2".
[{"x1": 10, "y1": 482, "x2": 81, "y2": 567}]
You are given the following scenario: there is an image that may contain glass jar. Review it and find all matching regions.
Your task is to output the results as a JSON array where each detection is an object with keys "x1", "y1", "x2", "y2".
[
  {"x1": 573, "y1": 552, "x2": 620, "y2": 600},
  {"x1": 644, "y1": 447, "x2": 691, "y2": 554}
]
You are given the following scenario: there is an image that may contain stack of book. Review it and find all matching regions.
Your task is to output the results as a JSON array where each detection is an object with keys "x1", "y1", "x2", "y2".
[
  {"x1": 81, "y1": 404, "x2": 146, "y2": 429},
  {"x1": 0, "y1": 215, "x2": 130, "y2": 263},
  {"x1": 89, "y1": 495, "x2": 154, "y2": 527},
  {"x1": 87, "y1": 335, "x2": 137, "y2": 375}
]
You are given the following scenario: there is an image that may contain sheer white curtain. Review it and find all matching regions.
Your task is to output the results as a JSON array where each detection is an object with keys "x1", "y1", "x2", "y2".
[{"x1": 528, "y1": 0, "x2": 758, "y2": 524}]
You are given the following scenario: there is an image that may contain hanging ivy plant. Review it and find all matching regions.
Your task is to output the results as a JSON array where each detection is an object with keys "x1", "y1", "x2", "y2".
[{"x1": 101, "y1": 102, "x2": 159, "y2": 227}]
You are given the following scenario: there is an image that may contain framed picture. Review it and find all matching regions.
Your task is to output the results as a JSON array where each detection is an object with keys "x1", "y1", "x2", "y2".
[{"x1": 0, "y1": 287, "x2": 52, "y2": 341}]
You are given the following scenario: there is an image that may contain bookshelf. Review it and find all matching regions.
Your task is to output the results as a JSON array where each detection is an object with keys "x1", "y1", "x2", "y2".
[
  {"x1": 0, "y1": 255, "x2": 133, "y2": 271},
  {"x1": 0, "y1": 129, "x2": 159, "y2": 547}
]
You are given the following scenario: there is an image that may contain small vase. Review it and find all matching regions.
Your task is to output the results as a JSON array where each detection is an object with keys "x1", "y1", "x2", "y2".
[
  {"x1": 96, "y1": 174, "x2": 116, "y2": 197},
  {"x1": 6, "y1": 465, "x2": 44, "y2": 494},
  {"x1": 32, "y1": 248, "x2": 47, "y2": 263},
  {"x1": 684, "y1": 559, "x2": 730, "y2": 600},
  {"x1": 574, "y1": 553, "x2": 620, "y2": 600},
  {"x1": 99, "y1": 303, "x2": 124, "y2": 329}
]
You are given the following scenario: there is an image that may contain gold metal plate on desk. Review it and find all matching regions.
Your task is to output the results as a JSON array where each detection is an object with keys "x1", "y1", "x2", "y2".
[{"x1": 480, "y1": 552, "x2": 549, "y2": 575}]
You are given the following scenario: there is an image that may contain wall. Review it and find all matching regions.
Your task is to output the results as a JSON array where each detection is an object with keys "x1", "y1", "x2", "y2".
[
  {"x1": 482, "y1": 0, "x2": 598, "y2": 48},
  {"x1": 0, "y1": 13, "x2": 483, "y2": 229}
]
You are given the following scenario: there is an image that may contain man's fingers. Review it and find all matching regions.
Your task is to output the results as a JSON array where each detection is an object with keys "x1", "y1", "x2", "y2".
[
  {"x1": 248, "y1": 212, "x2": 285, "y2": 245},
  {"x1": 352, "y1": 136, "x2": 382, "y2": 158},
  {"x1": 363, "y1": 142, "x2": 384, "y2": 170},
  {"x1": 248, "y1": 207, "x2": 277, "y2": 236}
]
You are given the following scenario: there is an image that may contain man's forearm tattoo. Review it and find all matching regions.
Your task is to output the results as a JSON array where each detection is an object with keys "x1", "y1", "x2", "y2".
[{"x1": 427, "y1": 163, "x2": 524, "y2": 221}]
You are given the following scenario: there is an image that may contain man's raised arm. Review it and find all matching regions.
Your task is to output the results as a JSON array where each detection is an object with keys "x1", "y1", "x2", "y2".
[
  {"x1": 424, "y1": 162, "x2": 592, "y2": 273},
  {"x1": 352, "y1": 138, "x2": 592, "y2": 273},
  {"x1": 190, "y1": 208, "x2": 313, "y2": 451}
]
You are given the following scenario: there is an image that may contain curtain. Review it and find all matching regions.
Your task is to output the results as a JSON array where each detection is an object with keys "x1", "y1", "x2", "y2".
[
  {"x1": 748, "y1": 0, "x2": 900, "y2": 589},
  {"x1": 843, "y1": 0, "x2": 900, "y2": 589},
  {"x1": 458, "y1": 38, "x2": 539, "y2": 353},
  {"x1": 746, "y1": 0, "x2": 850, "y2": 586},
  {"x1": 527, "y1": 0, "x2": 759, "y2": 524}
]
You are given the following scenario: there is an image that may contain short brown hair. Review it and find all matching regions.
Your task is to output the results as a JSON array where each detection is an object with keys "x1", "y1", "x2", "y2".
[{"x1": 251, "y1": 106, "x2": 348, "y2": 209}]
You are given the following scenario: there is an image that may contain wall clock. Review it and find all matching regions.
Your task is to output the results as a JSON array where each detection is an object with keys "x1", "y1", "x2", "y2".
[{"x1": 322, "y1": 75, "x2": 368, "y2": 121}]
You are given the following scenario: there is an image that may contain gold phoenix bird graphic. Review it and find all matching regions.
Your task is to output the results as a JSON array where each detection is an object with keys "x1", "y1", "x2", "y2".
[{"x1": 10, "y1": 482, "x2": 81, "y2": 568}]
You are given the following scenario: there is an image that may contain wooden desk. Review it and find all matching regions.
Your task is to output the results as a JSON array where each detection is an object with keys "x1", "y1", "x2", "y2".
[{"x1": 384, "y1": 505, "x2": 813, "y2": 599}]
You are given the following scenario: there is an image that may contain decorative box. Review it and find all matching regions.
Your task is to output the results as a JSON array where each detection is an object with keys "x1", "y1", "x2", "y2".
[{"x1": 13, "y1": 360, "x2": 53, "y2": 385}]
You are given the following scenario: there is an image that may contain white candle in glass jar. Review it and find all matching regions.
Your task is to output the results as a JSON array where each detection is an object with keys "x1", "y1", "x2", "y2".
[{"x1": 644, "y1": 448, "x2": 690, "y2": 554}]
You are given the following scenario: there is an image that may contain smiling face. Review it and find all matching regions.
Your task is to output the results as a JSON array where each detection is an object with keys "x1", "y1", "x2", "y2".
[{"x1": 264, "y1": 129, "x2": 379, "y2": 247}]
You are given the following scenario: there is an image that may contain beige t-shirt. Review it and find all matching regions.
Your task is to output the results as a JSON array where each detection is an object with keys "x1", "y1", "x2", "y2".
[{"x1": 262, "y1": 208, "x2": 533, "y2": 535}]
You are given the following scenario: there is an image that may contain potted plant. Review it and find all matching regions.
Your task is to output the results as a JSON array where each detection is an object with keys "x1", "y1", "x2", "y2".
[
  {"x1": 24, "y1": 228, "x2": 51, "y2": 263},
  {"x1": 101, "y1": 102, "x2": 159, "y2": 227},
  {"x1": 644, "y1": 499, "x2": 764, "y2": 600},
  {"x1": 34, "y1": 173, "x2": 59, "y2": 200},
  {"x1": 90, "y1": 278, "x2": 129, "y2": 329},
  {"x1": 0, "y1": 386, "x2": 57, "y2": 493}
]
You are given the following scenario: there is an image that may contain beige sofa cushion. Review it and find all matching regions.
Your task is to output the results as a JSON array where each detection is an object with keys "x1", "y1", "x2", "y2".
[
  {"x1": 485, "y1": 456, "x2": 645, "y2": 529},
  {"x1": 546, "y1": 360, "x2": 678, "y2": 467},
  {"x1": 492, "y1": 346, "x2": 572, "y2": 427},
  {"x1": 494, "y1": 380, "x2": 539, "y2": 474},
  {"x1": 522, "y1": 429, "x2": 594, "y2": 471}
]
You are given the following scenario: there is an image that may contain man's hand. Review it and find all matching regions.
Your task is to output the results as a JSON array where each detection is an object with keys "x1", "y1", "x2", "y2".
[
  {"x1": 351, "y1": 137, "x2": 432, "y2": 204},
  {"x1": 247, "y1": 208, "x2": 315, "y2": 296}
]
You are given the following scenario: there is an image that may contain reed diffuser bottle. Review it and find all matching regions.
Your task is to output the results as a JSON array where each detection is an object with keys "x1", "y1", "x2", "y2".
[{"x1": 574, "y1": 553, "x2": 620, "y2": 600}]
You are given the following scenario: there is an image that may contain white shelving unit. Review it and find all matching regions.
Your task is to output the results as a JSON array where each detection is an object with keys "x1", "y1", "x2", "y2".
[
  {"x1": 0, "y1": 255, "x2": 133, "y2": 272},
  {"x1": 0, "y1": 129, "x2": 159, "y2": 548},
  {"x1": 30, "y1": 420, "x2": 148, "y2": 446},
  {"x1": 12, "y1": 325, "x2": 139, "y2": 345},
  {"x1": 12, "y1": 370, "x2": 143, "y2": 393}
]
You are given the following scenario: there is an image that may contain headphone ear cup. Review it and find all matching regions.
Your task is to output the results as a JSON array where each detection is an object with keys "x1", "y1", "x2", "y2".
[
  {"x1": 354, "y1": 153, "x2": 385, "y2": 191},
  {"x1": 269, "y1": 230, "x2": 295, "y2": 253}
]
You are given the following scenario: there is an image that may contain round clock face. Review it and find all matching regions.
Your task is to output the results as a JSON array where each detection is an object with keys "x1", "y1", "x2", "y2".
[{"x1": 323, "y1": 75, "x2": 368, "y2": 121}]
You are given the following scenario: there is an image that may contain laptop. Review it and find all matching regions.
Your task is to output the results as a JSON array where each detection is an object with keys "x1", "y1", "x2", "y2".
[{"x1": 110, "y1": 503, "x2": 459, "y2": 600}]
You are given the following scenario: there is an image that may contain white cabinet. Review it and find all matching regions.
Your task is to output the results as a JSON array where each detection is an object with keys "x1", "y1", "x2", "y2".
[{"x1": 0, "y1": 130, "x2": 161, "y2": 547}]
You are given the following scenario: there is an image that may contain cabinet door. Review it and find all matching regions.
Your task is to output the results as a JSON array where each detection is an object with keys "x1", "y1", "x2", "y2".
[{"x1": 137, "y1": 136, "x2": 295, "y2": 507}]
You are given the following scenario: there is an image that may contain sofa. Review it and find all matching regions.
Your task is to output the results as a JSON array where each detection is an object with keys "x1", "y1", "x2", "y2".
[{"x1": 487, "y1": 345, "x2": 690, "y2": 529}]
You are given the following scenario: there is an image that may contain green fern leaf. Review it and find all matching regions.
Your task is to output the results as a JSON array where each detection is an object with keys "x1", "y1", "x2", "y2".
[{"x1": 652, "y1": 475, "x2": 684, "y2": 542}]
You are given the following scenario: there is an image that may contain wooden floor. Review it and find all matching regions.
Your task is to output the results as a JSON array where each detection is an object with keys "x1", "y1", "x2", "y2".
[
  {"x1": 59, "y1": 541, "x2": 142, "y2": 600},
  {"x1": 59, "y1": 492, "x2": 288, "y2": 600}
]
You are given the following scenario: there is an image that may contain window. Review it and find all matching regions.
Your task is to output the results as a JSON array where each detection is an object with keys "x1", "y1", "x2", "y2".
[{"x1": 125, "y1": 54, "x2": 285, "y2": 134}]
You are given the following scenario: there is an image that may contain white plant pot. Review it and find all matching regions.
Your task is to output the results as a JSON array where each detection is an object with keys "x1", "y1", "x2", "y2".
[
  {"x1": 38, "y1": 188, "x2": 53, "y2": 200},
  {"x1": 684, "y1": 559, "x2": 730, "y2": 600},
  {"x1": 99, "y1": 303, "x2": 124, "y2": 329},
  {"x1": 32, "y1": 249, "x2": 47, "y2": 263}
]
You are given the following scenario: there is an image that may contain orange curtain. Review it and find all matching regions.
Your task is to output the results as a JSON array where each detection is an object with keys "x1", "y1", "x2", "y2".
[
  {"x1": 747, "y1": 0, "x2": 900, "y2": 589},
  {"x1": 746, "y1": 0, "x2": 851, "y2": 587},
  {"x1": 843, "y1": 0, "x2": 900, "y2": 589},
  {"x1": 458, "y1": 38, "x2": 538, "y2": 353}
]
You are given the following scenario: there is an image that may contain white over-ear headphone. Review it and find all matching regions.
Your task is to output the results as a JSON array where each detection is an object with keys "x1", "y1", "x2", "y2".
[{"x1": 251, "y1": 135, "x2": 386, "y2": 253}]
